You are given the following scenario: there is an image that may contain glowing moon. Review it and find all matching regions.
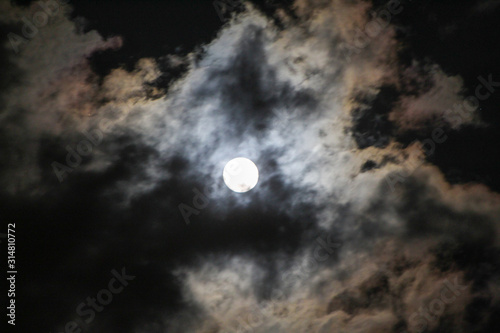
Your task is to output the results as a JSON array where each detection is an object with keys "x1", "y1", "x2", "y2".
[{"x1": 223, "y1": 157, "x2": 259, "y2": 193}]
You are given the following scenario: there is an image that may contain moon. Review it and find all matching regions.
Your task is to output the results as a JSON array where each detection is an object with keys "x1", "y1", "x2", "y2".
[{"x1": 223, "y1": 157, "x2": 259, "y2": 193}]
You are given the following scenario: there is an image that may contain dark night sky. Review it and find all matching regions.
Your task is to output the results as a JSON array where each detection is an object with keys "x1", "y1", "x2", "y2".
[{"x1": 1, "y1": 0, "x2": 500, "y2": 332}]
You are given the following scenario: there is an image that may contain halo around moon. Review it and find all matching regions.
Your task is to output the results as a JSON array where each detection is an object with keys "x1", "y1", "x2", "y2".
[{"x1": 223, "y1": 157, "x2": 259, "y2": 193}]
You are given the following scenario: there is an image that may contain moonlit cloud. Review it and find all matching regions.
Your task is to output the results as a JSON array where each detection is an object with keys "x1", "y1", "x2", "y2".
[{"x1": 2, "y1": 0, "x2": 499, "y2": 332}]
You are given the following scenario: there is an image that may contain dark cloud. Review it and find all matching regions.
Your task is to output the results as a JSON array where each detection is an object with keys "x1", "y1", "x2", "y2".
[{"x1": 351, "y1": 84, "x2": 398, "y2": 149}]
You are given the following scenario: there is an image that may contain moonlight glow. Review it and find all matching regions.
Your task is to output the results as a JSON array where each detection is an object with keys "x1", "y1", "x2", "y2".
[{"x1": 223, "y1": 157, "x2": 259, "y2": 193}]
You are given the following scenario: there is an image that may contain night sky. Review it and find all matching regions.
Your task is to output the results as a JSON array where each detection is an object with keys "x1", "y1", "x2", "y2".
[{"x1": 1, "y1": 0, "x2": 500, "y2": 332}]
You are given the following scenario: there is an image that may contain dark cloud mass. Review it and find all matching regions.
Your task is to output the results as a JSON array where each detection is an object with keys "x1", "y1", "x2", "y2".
[{"x1": 1, "y1": 0, "x2": 500, "y2": 332}]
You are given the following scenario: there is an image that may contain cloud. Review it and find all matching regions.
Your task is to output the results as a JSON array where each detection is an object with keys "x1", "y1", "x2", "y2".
[
  {"x1": 1, "y1": 0, "x2": 498, "y2": 332},
  {"x1": 0, "y1": 0, "x2": 122, "y2": 194},
  {"x1": 390, "y1": 64, "x2": 481, "y2": 131}
]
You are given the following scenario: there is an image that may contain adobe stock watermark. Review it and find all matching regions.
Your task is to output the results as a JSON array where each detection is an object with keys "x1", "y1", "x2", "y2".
[
  {"x1": 178, "y1": 186, "x2": 213, "y2": 225},
  {"x1": 51, "y1": 129, "x2": 103, "y2": 183},
  {"x1": 8, "y1": 0, "x2": 69, "y2": 54},
  {"x1": 339, "y1": 0, "x2": 407, "y2": 62},
  {"x1": 403, "y1": 277, "x2": 468, "y2": 333},
  {"x1": 50, "y1": 267, "x2": 135, "y2": 333},
  {"x1": 220, "y1": 232, "x2": 342, "y2": 333},
  {"x1": 178, "y1": 158, "x2": 245, "y2": 225},
  {"x1": 386, "y1": 74, "x2": 500, "y2": 192},
  {"x1": 280, "y1": 233, "x2": 342, "y2": 284}
]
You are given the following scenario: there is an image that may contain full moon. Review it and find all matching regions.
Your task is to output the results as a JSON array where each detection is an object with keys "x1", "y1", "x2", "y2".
[{"x1": 223, "y1": 157, "x2": 259, "y2": 193}]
